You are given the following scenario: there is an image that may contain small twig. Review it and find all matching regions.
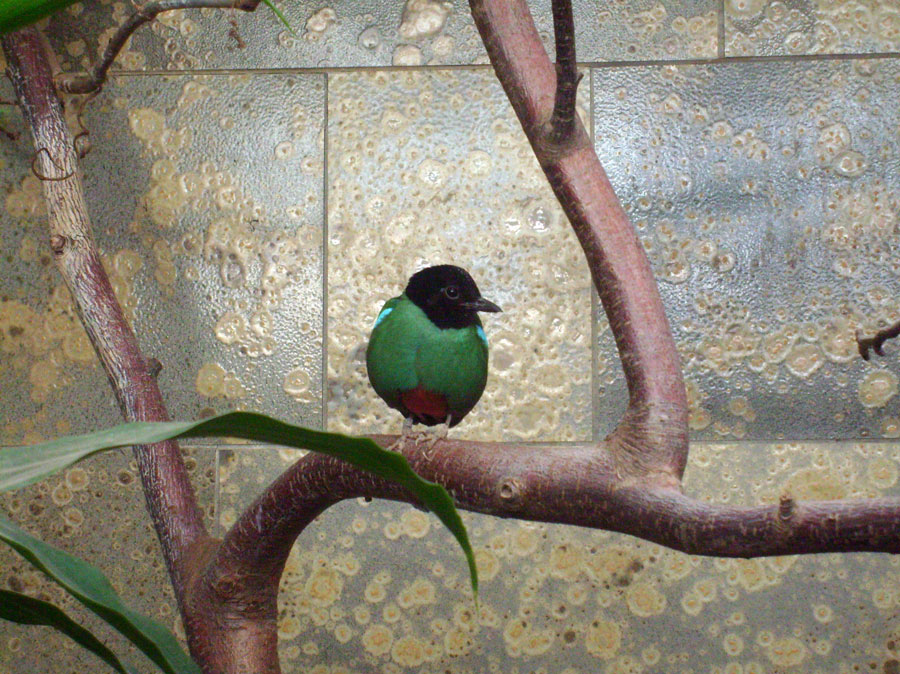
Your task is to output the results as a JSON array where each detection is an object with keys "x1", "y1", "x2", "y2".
[
  {"x1": 57, "y1": 0, "x2": 261, "y2": 94},
  {"x1": 857, "y1": 321, "x2": 900, "y2": 360},
  {"x1": 31, "y1": 147, "x2": 73, "y2": 180},
  {"x1": 547, "y1": 0, "x2": 581, "y2": 144}
]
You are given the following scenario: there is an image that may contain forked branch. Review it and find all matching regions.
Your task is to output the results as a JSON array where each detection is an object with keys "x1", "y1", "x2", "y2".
[{"x1": 58, "y1": 0, "x2": 260, "y2": 94}]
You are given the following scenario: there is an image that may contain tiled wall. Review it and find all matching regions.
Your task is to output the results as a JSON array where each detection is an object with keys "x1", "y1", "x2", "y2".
[{"x1": 3, "y1": 1, "x2": 900, "y2": 672}]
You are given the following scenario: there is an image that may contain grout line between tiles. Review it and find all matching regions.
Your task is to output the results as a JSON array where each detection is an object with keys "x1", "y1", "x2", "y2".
[
  {"x1": 103, "y1": 49, "x2": 900, "y2": 83},
  {"x1": 588, "y1": 66, "x2": 599, "y2": 444},
  {"x1": 718, "y1": 0, "x2": 726, "y2": 60},
  {"x1": 321, "y1": 72, "x2": 329, "y2": 434}
]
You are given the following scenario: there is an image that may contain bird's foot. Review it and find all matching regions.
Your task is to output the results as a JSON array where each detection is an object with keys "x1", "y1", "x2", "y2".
[
  {"x1": 420, "y1": 415, "x2": 451, "y2": 460},
  {"x1": 387, "y1": 417, "x2": 425, "y2": 452}
]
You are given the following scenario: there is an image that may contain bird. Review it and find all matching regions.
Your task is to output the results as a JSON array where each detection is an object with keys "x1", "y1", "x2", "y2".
[{"x1": 366, "y1": 265, "x2": 501, "y2": 441}]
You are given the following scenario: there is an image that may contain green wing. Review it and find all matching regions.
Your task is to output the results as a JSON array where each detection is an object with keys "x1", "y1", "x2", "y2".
[{"x1": 366, "y1": 296, "x2": 419, "y2": 411}]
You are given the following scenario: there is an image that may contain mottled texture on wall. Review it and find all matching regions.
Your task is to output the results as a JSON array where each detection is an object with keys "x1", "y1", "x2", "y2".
[
  {"x1": 215, "y1": 439, "x2": 900, "y2": 673},
  {"x1": 325, "y1": 69, "x2": 593, "y2": 442},
  {"x1": 595, "y1": 60, "x2": 900, "y2": 440},
  {"x1": 2, "y1": 1, "x2": 900, "y2": 673}
]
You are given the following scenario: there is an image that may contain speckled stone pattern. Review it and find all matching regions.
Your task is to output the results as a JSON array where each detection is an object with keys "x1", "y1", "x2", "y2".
[
  {"x1": 325, "y1": 69, "x2": 593, "y2": 442},
  {"x1": 2, "y1": 0, "x2": 900, "y2": 673},
  {"x1": 594, "y1": 60, "x2": 900, "y2": 441}
]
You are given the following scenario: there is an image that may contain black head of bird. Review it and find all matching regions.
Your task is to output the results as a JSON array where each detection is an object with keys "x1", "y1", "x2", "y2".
[{"x1": 404, "y1": 264, "x2": 502, "y2": 330}]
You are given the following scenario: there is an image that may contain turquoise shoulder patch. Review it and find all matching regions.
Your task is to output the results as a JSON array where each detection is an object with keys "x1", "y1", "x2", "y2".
[
  {"x1": 373, "y1": 306, "x2": 394, "y2": 328},
  {"x1": 476, "y1": 324, "x2": 487, "y2": 346}
]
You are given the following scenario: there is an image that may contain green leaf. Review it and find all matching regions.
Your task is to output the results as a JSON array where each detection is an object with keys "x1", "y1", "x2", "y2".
[
  {"x1": 0, "y1": 589, "x2": 137, "y2": 674},
  {"x1": 0, "y1": 411, "x2": 478, "y2": 597},
  {"x1": 0, "y1": 517, "x2": 200, "y2": 674},
  {"x1": 0, "y1": 0, "x2": 78, "y2": 34},
  {"x1": 261, "y1": 0, "x2": 296, "y2": 35}
]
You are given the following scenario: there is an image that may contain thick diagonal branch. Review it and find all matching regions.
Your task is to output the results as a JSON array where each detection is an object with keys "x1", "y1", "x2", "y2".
[
  {"x1": 58, "y1": 0, "x2": 261, "y2": 95},
  {"x1": 469, "y1": 0, "x2": 688, "y2": 478},
  {"x1": 2, "y1": 27, "x2": 208, "y2": 599}
]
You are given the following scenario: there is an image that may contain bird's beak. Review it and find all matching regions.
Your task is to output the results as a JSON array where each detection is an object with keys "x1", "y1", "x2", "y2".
[{"x1": 465, "y1": 297, "x2": 502, "y2": 313}]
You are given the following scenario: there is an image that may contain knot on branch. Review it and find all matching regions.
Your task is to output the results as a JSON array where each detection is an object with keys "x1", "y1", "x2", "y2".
[
  {"x1": 49, "y1": 234, "x2": 68, "y2": 256},
  {"x1": 146, "y1": 357, "x2": 163, "y2": 379},
  {"x1": 212, "y1": 575, "x2": 239, "y2": 600},
  {"x1": 778, "y1": 493, "x2": 796, "y2": 522},
  {"x1": 497, "y1": 478, "x2": 525, "y2": 511}
]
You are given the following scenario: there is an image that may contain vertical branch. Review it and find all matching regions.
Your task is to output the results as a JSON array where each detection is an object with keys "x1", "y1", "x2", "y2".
[
  {"x1": 547, "y1": 0, "x2": 581, "y2": 144},
  {"x1": 470, "y1": 0, "x2": 689, "y2": 479},
  {"x1": 2, "y1": 27, "x2": 208, "y2": 599}
]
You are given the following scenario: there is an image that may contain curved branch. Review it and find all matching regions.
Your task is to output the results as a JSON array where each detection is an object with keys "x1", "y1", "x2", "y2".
[
  {"x1": 2, "y1": 26, "x2": 207, "y2": 599},
  {"x1": 469, "y1": 0, "x2": 689, "y2": 479},
  {"x1": 219, "y1": 439, "x2": 900, "y2": 575},
  {"x1": 57, "y1": 0, "x2": 261, "y2": 95}
]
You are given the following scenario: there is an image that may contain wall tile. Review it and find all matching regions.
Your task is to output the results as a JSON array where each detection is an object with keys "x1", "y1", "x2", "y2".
[
  {"x1": 326, "y1": 69, "x2": 593, "y2": 442},
  {"x1": 0, "y1": 72, "x2": 326, "y2": 440},
  {"x1": 0, "y1": 448, "x2": 217, "y2": 674},
  {"x1": 726, "y1": 0, "x2": 900, "y2": 56},
  {"x1": 43, "y1": 0, "x2": 717, "y2": 73},
  {"x1": 593, "y1": 59, "x2": 900, "y2": 440}
]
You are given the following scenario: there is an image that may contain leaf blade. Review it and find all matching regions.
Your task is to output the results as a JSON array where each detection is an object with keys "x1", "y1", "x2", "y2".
[
  {"x1": 0, "y1": 589, "x2": 137, "y2": 674},
  {"x1": 0, "y1": 0, "x2": 78, "y2": 34},
  {"x1": 0, "y1": 517, "x2": 201, "y2": 674},
  {"x1": 0, "y1": 411, "x2": 478, "y2": 597}
]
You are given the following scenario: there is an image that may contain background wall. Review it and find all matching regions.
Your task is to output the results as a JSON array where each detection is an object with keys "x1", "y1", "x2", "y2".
[{"x1": 2, "y1": 0, "x2": 900, "y2": 672}]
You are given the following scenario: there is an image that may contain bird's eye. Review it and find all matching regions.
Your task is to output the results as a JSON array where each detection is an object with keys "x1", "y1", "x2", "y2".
[{"x1": 444, "y1": 285, "x2": 459, "y2": 299}]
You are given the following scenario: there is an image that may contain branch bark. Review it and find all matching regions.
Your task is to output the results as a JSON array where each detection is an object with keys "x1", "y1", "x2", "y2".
[
  {"x1": 12, "y1": 1, "x2": 900, "y2": 673},
  {"x1": 470, "y1": 0, "x2": 689, "y2": 480},
  {"x1": 547, "y1": 0, "x2": 581, "y2": 144},
  {"x1": 2, "y1": 23, "x2": 209, "y2": 615},
  {"x1": 57, "y1": 0, "x2": 261, "y2": 95},
  {"x1": 225, "y1": 438, "x2": 900, "y2": 568}
]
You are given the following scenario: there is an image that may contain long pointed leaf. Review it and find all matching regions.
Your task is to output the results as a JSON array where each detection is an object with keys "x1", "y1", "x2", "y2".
[
  {"x1": 0, "y1": 0, "x2": 77, "y2": 34},
  {"x1": 261, "y1": 0, "x2": 295, "y2": 35},
  {"x1": 0, "y1": 411, "x2": 478, "y2": 597},
  {"x1": 0, "y1": 517, "x2": 200, "y2": 674},
  {"x1": 0, "y1": 589, "x2": 137, "y2": 674}
]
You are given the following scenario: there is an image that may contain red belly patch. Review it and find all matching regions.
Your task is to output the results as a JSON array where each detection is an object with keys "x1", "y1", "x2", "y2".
[{"x1": 400, "y1": 386, "x2": 449, "y2": 423}]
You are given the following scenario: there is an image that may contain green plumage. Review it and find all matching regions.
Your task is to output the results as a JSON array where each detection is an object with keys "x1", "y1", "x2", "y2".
[{"x1": 366, "y1": 294, "x2": 489, "y2": 427}]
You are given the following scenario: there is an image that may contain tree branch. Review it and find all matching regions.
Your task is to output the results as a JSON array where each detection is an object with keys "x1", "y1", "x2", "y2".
[
  {"x1": 469, "y1": 0, "x2": 689, "y2": 479},
  {"x1": 547, "y1": 0, "x2": 582, "y2": 144},
  {"x1": 220, "y1": 438, "x2": 900, "y2": 577},
  {"x1": 857, "y1": 320, "x2": 900, "y2": 360},
  {"x1": 57, "y1": 0, "x2": 261, "y2": 95},
  {"x1": 2, "y1": 25, "x2": 208, "y2": 601}
]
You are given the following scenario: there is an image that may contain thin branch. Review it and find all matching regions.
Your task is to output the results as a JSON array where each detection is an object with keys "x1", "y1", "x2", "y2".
[
  {"x1": 57, "y1": 0, "x2": 261, "y2": 95},
  {"x1": 469, "y1": 0, "x2": 688, "y2": 478},
  {"x1": 2, "y1": 25, "x2": 208, "y2": 601},
  {"x1": 857, "y1": 320, "x2": 900, "y2": 360},
  {"x1": 547, "y1": 0, "x2": 582, "y2": 144}
]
